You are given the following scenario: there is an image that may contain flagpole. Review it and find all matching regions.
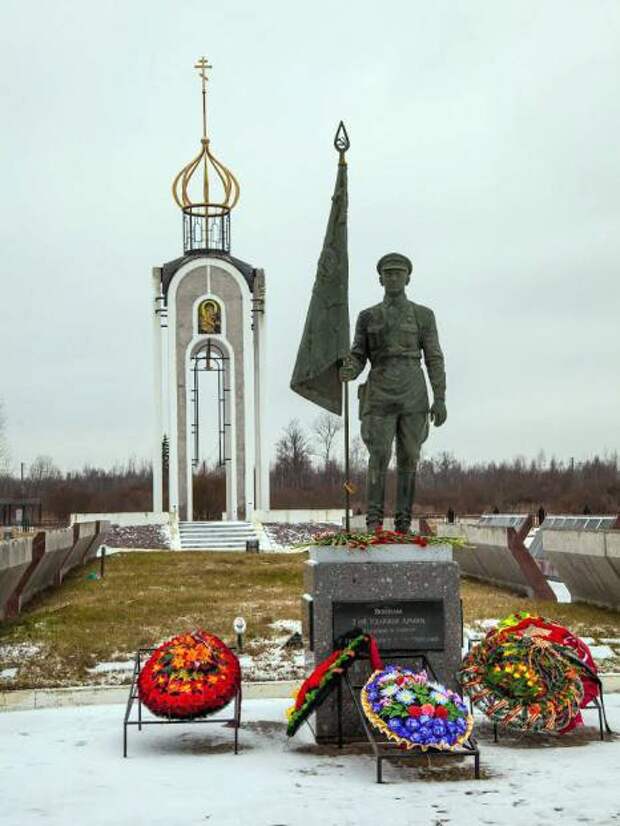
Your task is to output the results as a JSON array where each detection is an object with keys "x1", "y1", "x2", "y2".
[
  {"x1": 344, "y1": 376, "x2": 351, "y2": 534},
  {"x1": 334, "y1": 121, "x2": 352, "y2": 535}
]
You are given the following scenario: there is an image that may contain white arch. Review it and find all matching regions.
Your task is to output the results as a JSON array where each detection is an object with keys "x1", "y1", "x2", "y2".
[{"x1": 166, "y1": 256, "x2": 254, "y2": 520}]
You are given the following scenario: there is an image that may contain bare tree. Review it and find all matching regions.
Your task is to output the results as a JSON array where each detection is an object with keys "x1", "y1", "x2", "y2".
[
  {"x1": 29, "y1": 455, "x2": 62, "y2": 485},
  {"x1": 274, "y1": 419, "x2": 313, "y2": 487},
  {"x1": 349, "y1": 435, "x2": 367, "y2": 475},
  {"x1": 312, "y1": 411, "x2": 343, "y2": 469}
]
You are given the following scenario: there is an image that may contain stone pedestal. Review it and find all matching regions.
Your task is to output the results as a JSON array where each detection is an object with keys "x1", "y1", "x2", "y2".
[{"x1": 302, "y1": 544, "x2": 461, "y2": 743}]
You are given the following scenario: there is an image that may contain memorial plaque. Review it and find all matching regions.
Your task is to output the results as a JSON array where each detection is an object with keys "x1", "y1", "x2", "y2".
[{"x1": 332, "y1": 599, "x2": 445, "y2": 652}]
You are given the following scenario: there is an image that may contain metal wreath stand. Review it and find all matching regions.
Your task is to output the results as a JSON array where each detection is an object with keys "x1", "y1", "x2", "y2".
[
  {"x1": 123, "y1": 646, "x2": 242, "y2": 758},
  {"x1": 303, "y1": 651, "x2": 481, "y2": 784}
]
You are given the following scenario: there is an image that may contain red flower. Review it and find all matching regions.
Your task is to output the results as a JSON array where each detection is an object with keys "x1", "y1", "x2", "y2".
[
  {"x1": 435, "y1": 705, "x2": 448, "y2": 719},
  {"x1": 408, "y1": 705, "x2": 422, "y2": 717}
]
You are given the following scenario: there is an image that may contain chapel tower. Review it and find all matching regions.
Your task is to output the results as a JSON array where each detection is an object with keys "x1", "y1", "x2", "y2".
[{"x1": 152, "y1": 58, "x2": 269, "y2": 521}]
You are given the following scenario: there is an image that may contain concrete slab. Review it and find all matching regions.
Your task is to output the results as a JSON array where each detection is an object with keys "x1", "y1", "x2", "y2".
[{"x1": 544, "y1": 529, "x2": 620, "y2": 610}]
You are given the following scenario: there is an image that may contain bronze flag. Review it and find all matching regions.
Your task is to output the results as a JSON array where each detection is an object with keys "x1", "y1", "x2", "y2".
[{"x1": 290, "y1": 154, "x2": 350, "y2": 414}]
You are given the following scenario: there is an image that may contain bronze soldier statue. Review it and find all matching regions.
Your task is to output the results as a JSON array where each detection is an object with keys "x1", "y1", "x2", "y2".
[{"x1": 340, "y1": 252, "x2": 447, "y2": 532}]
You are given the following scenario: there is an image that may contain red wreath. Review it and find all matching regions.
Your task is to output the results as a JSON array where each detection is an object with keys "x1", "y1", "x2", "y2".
[
  {"x1": 138, "y1": 630, "x2": 240, "y2": 719},
  {"x1": 287, "y1": 634, "x2": 383, "y2": 736}
]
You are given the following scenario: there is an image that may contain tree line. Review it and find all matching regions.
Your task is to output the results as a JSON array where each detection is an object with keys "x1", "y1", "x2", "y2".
[
  {"x1": 0, "y1": 412, "x2": 617, "y2": 522},
  {"x1": 270, "y1": 416, "x2": 619, "y2": 516}
]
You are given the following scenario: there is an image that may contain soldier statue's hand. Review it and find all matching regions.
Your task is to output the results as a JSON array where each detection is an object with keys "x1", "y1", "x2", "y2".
[
  {"x1": 339, "y1": 359, "x2": 357, "y2": 383},
  {"x1": 430, "y1": 399, "x2": 447, "y2": 427}
]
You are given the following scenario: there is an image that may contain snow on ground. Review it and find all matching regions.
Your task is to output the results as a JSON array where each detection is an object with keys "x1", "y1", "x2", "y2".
[
  {"x1": 262, "y1": 522, "x2": 339, "y2": 550},
  {"x1": 548, "y1": 580, "x2": 572, "y2": 603},
  {"x1": 86, "y1": 660, "x2": 136, "y2": 676},
  {"x1": 104, "y1": 524, "x2": 171, "y2": 550},
  {"x1": 0, "y1": 696, "x2": 619, "y2": 825},
  {"x1": 240, "y1": 620, "x2": 305, "y2": 681},
  {"x1": 0, "y1": 642, "x2": 41, "y2": 660}
]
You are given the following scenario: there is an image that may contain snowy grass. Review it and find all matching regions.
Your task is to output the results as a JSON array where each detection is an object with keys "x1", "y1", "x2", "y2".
[
  {"x1": 0, "y1": 551, "x2": 302, "y2": 689},
  {"x1": 1, "y1": 552, "x2": 619, "y2": 689}
]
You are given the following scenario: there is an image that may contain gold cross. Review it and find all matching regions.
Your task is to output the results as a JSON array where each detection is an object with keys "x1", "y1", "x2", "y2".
[{"x1": 194, "y1": 56, "x2": 212, "y2": 83}]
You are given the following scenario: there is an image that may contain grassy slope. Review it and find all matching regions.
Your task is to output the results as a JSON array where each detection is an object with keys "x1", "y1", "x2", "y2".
[{"x1": 1, "y1": 551, "x2": 619, "y2": 688}]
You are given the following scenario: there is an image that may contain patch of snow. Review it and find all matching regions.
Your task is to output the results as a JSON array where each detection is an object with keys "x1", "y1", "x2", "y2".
[
  {"x1": 269, "y1": 619, "x2": 302, "y2": 635},
  {"x1": 0, "y1": 667, "x2": 18, "y2": 680},
  {"x1": 478, "y1": 618, "x2": 500, "y2": 631},
  {"x1": 1, "y1": 697, "x2": 620, "y2": 825},
  {"x1": 105, "y1": 524, "x2": 171, "y2": 550},
  {"x1": 86, "y1": 660, "x2": 135, "y2": 675},
  {"x1": 240, "y1": 639, "x2": 305, "y2": 682},
  {"x1": 548, "y1": 580, "x2": 572, "y2": 603},
  {"x1": 601, "y1": 638, "x2": 620, "y2": 645},
  {"x1": 0, "y1": 642, "x2": 41, "y2": 661},
  {"x1": 262, "y1": 522, "x2": 338, "y2": 550},
  {"x1": 589, "y1": 645, "x2": 616, "y2": 661}
]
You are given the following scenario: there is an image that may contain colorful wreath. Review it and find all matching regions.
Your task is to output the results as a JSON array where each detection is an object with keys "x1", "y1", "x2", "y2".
[
  {"x1": 459, "y1": 613, "x2": 598, "y2": 734},
  {"x1": 138, "y1": 630, "x2": 240, "y2": 720},
  {"x1": 361, "y1": 666, "x2": 473, "y2": 751},
  {"x1": 286, "y1": 633, "x2": 383, "y2": 737}
]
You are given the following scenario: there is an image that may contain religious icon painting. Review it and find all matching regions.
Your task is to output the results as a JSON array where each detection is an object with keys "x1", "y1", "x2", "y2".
[{"x1": 198, "y1": 299, "x2": 222, "y2": 334}]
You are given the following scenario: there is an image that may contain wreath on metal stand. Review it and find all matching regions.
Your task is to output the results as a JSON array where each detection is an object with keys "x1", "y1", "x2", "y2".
[
  {"x1": 459, "y1": 613, "x2": 603, "y2": 734},
  {"x1": 286, "y1": 632, "x2": 383, "y2": 737},
  {"x1": 138, "y1": 630, "x2": 241, "y2": 720}
]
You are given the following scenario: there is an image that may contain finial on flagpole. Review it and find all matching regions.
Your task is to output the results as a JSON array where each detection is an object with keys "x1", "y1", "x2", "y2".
[{"x1": 334, "y1": 121, "x2": 350, "y2": 164}]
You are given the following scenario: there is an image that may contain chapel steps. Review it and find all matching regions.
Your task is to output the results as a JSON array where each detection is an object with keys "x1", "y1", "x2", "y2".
[{"x1": 178, "y1": 520, "x2": 259, "y2": 551}]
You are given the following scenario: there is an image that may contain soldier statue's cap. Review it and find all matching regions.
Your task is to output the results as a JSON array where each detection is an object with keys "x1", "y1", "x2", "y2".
[{"x1": 376, "y1": 252, "x2": 413, "y2": 275}]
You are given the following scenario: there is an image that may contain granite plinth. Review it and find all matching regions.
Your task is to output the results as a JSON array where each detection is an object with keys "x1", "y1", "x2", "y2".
[
  {"x1": 308, "y1": 543, "x2": 453, "y2": 564},
  {"x1": 302, "y1": 545, "x2": 462, "y2": 743}
]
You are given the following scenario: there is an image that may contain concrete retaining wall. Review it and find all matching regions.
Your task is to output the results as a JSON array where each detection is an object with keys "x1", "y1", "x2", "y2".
[
  {"x1": 253, "y1": 509, "x2": 346, "y2": 524},
  {"x1": 442, "y1": 518, "x2": 556, "y2": 600},
  {"x1": 59, "y1": 523, "x2": 98, "y2": 577},
  {"x1": 0, "y1": 537, "x2": 34, "y2": 620},
  {"x1": 543, "y1": 528, "x2": 620, "y2": 610},
  {"x1": 0, "y1": 522, "x2": 109, "y2": 621},
  {"x1": 20, "y1": 528, "x2": 74, "y2": 605},
  {"x1": 70, "y1": 512, "x2": 170, "y2": 527}
]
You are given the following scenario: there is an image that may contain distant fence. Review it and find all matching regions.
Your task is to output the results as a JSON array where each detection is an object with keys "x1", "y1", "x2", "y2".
[{"x1": 0, "y1": 521, "x2": 110, "y2": 621}]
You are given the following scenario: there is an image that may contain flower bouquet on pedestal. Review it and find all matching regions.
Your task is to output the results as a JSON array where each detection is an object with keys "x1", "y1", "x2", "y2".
[{"x1": 312, "y1": 529, "x2": 431, "y2": 550}]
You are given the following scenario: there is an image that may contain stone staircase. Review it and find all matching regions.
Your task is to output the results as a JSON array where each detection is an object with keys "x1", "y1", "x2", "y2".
[{"x1": 178, "y1": 521, "x2": 259, "y2": 551}]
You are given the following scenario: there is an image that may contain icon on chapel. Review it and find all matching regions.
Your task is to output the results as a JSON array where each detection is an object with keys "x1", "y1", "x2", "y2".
[{"x1": 198, "y1": 299, "x2": 222, "y2": 334}]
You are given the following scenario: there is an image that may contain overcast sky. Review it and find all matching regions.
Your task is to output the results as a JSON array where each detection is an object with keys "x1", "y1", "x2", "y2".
[{"x1": 1, "y1": 0, "x2": 619, "y2": 472}]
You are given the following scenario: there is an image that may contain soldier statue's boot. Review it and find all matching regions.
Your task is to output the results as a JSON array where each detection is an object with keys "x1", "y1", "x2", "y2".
[
  {"x1": 394, "y1": 469, "x2": 417, "y2": 533},
  {"x1": 366, "y1": 466, "x2": 386, "y2": 532}
]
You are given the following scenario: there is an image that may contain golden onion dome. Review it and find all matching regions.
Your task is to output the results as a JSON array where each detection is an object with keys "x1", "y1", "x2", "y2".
[{"x1": 172, "y1": 57, "x2": 240, "y2": 217}]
